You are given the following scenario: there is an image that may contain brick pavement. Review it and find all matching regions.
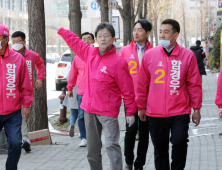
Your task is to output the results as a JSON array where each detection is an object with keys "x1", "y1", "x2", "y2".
[{"x1": 1, "y1": 70, "x2": 222, "y2": 170}]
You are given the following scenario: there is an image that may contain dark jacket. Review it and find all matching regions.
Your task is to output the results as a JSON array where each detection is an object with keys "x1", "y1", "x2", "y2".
[{"x1": 190, "y1": 46, "x2": 206, "y2": 75}]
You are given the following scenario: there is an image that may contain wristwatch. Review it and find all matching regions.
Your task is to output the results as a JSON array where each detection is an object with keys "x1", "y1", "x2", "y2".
[{"x1": 194, "y1": 110, "x2": 200, "y2": 113}]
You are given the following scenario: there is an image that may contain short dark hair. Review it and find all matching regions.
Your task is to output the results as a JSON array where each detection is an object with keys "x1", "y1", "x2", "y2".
[
  {"x1": 161, "y1": 19, "x2": 180, "y2": 33},
  {"x1": 196, "y1": 40, "x2": 201, "y2": 46},
  {"x1": 12, "y1": 31, "x2": 26, "y2": 41},
  {"x1": 134, "y1": 19, "x2": 152, "y2": 32},
  {"x1": 80, "y1": 32, "x2": 94, "y2": 40},
  {"x1": 95, "y1": 22, "x2": 115, "y2": 38}
]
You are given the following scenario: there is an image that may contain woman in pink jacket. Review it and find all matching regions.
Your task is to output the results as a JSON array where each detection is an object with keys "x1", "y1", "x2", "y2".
[{"x1": 48, "y1": 21, "x2": 137, "y2": 170}]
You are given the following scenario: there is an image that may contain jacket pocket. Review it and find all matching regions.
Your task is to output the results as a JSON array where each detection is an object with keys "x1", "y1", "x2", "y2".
[{"x1": 108, "y1": 93, "x2": 120, "y2": 113}]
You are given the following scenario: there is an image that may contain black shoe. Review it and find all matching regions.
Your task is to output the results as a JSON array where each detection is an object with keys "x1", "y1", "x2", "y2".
[{"x1": 22, "y1": 140, "x2": 31, "y2": 152}]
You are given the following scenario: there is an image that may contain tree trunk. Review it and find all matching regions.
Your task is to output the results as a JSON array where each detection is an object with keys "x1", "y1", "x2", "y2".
[
  {"x1": 69, "y1": 0, "x2": 82, "y2": 62},
  {"x1": 96, "y1": 0, "x2": 109, "y2": 22},
  {"x1": 27, "y1": 0, "x2": 48, "y2": 131},
  {"x1": 150, "y1": 28, "x2": 154, "y2": 46},
  {"x1": 117, "y1": 0, "x2": 131, "y2": 45},
  {"x1": 138, "y1": 0, "x2": 147, "y2": 19},
  {"x1": 154, "y1": 18, "x2": 158, "y2": 47}
]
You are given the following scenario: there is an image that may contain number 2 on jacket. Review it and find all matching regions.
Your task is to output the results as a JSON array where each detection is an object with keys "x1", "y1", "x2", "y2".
[
  {"x1": 155, "y1": 69, "x2": 165, "y2": 83},
  {"x1": 128, "y1": 61, "x2": 137, "y2": 73}
]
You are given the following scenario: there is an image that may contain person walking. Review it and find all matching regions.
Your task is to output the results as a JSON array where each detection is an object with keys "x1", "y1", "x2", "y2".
[
  {"x1": 0, "y1": 24, "x2": 33, "y2": 170},
  {"x1": 119, "y1": 19, "x2": 152, "y2": 170},
  {"x1": 190, "y1": 40, "x2": 206, "y2": 81},
  {"x1": 48, "y1": 21, "x2": 137, "y2": 170},
  {"x1": 11, "y1": 31, "x2": 46, "y2": 152},
  {"x1": 66, "y1": 32, "x2": 95, "y2": 147},
  {"x1": 215, "y1": 66, "x2": 222, "y2": 118},
  {"x1": 137, "y1": 19, "x2": 202, "y2": 170}
]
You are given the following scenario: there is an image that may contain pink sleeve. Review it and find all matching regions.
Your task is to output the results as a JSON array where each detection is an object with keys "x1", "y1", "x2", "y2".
[
  {"x1": 137, "y1": 55, "x2": 150, "y2": 110},
  {"x1": 215, "y1": 66, "x2": 222, "y2": 107},
  {"x1": 116, "y1": 59, "x2": 137, "y2": 116},
  {"x1": 20, "y1": 58, "x2": 33, "y2": 108},
  {"x1": 58, "y1": 28, "x2": 93, "y2": 63},
  {"x1": 35, "y1": 53, "x2": 46, "y2": 81},
  {"x1": 67, "y1": 57, "x2": 78, "y2": 91},
  {"x1": 186, "y1": 54, "x2": 202, "y2": 110}
]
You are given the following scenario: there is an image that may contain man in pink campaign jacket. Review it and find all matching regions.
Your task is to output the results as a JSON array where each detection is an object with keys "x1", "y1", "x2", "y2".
[
  {"x1": 119, "y1": 19, "x2": 152, "y2": 170},
  {"x1": 11, "y1": 31, "x2": 46, "y2": 152},
  {"x1": 48, "y1": 21, "x2": 137, "y2": 170},
  {"x1": 67, "y1": 32, "x2": 95, "y2": 147},
  {"x1": 215, "y1": 66, "x2": 222, "y2": 118},
  {"x1": 0, "y1": 25, "x2": 33, "y2": 170},
  {"x1": 137, "y1": 19, "x2": 202, "y2": 170}
]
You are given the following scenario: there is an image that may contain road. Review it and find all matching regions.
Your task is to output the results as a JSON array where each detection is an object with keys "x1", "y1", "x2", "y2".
[{"x1": 46, "y1": 62, "x2": 65, "y2": 114}]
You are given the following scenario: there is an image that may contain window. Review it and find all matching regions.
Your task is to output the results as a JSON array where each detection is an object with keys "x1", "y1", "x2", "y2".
[
  {"x1": 12, "y1": 0, "x2": 15, "y2": 10},
  {"x1": 0, "y1": 0, "x2": 2, "y2": 8},
  {"x1": 19, "y1": 0, "x2": 22, "y2": 11},
  {"x1": 5, "y1": 0, "x2": 10, "y2": 9},
  {"x1": 23, "y1": 0, "x2": 28, "y2": 13},
  {"x1": 61, "y1": 54, "x2": 71, "y2": 62}
]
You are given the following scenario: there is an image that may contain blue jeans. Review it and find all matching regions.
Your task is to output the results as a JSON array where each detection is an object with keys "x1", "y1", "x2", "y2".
[
  {"x1": 70, "y1": 94, "x2": 86, "y2": 140},
  {"x1": 0, "y1": 110, "x2": 22, "y2": 170}
]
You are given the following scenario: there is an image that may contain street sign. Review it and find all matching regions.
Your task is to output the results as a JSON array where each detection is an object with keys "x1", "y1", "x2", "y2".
[
  {"x1": 109, "y1": 0, "x2": 116, "y2": 10},
  {"x1": 112, "y1": 16, "x2": 120, "y2": 39},
  {"x1": 91, "y1": 1, "x2": 100, "y2": 10}
]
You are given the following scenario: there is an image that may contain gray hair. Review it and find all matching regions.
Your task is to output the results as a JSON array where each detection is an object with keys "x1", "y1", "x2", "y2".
[{"x1": 95, "y1": 22, "x2": 115, "y2": 38}]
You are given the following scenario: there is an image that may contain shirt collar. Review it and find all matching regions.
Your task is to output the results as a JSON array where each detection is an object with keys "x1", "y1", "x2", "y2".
[
  {"x1": 136, "y1": 42, "x2": 147, "y2": 49},
  {"x1": 22, "y1": 48, "x2": 26, "y2": 56},
  {"x1": 164, "y1": 43, "x2": 177, "y2": 53}
]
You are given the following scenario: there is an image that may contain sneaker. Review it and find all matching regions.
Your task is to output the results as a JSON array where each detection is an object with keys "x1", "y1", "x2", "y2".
[
  {"x1": 79, "y1": 139, "x2": 87, "y2": 147},
  {"x1": 22, "y1": 140, "x2": 31, "y2": 152},
  {"x1": 69, "y1": 124, "x2": 75, "y2": 137}
]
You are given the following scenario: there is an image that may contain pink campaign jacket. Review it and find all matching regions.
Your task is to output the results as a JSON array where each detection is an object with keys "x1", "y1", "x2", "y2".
[
  {"x1": 119, "y1": 40, "x2": 152, "y2": 97},
  {"x1": 0, "y1": 46, "x2": 33, "y2": 115},
  {"x1": 137, "y1": 44, "x2": 202, "y2": 118},
  {"x1": 58, "y1": 28, "x2": 137, "y2": 118},
  {"x1": 23, "y1": 47, "x2": 45, "y2": 88},
  {"x1": 215, "y1": 66, "x2": 222, "y2": 108},
  {"x1": 67, "y1": 55, "x2": 86, "y2": 95}
]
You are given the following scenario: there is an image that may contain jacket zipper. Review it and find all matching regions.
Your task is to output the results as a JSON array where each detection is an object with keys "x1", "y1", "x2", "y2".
[
  {"x1": 89, "y1": 57, "x2": 101, "y2": 113},
  {"x1": 165, "y1": 56, "x2": 169, "y2": 118}
]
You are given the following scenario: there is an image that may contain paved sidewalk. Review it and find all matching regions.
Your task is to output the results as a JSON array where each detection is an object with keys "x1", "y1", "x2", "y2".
[{"x1": 1, "y1": 70, "x2": 222, "y2": 170}]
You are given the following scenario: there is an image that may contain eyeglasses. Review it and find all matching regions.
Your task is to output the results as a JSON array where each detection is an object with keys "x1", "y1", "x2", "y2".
[
  {"x1": 97, "y1": 34, "x2": 112, "y2": 39},
  {"x1": 12, "y1": 40, "x2": 23, "y2": 44},
  {"x1": 83, "y1": 38, "x2": 92, "y2": 42}
]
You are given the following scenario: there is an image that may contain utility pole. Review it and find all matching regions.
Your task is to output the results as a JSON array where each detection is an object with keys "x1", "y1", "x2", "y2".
[
  {"x1": 195, "y1": 0, "x2": 198, "y2": 41},
  {"x1": 200, "y1": 0, "x2": 204, "y2": 40},
  {"x1": 108, "y1": 0, "x2": 113, "y2": 24}
]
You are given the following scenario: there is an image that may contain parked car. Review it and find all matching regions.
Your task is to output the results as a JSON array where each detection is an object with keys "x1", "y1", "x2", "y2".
[
  {"x1": 55, "y1": 50, "x2": 72, "y2": 90},
  {"x1": 47, "y1": 53, "x2": 60, "y2": 63},
  {"x1": 46, "y1": 54, "x2": 55, "y2": 64}
]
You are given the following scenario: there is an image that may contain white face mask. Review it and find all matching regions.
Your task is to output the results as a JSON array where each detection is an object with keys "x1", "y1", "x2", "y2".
[
  {"x1": 159, "y1": 34, "x2": 176, "y2": 48},
  {"x1": 0, "y1": 39, "x2": 6, "y2": 50},
  {"x1": 12, "y1": 43, "x2": 24, "y2": 51}
]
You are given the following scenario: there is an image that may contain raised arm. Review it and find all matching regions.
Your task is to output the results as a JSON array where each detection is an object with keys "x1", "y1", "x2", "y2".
[{"x1": 48, "y1": 21, "x2": 93, "y2": 63}]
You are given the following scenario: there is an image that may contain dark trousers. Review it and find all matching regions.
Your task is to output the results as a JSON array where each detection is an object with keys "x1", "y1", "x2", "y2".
[
  {"x1": 124, "y1": 109, "x2": 149, "y2": 169},
  {"x1": 149, "y1": 114, "x2": 190, "y2": 170},
  {"x1": 0, "y1": 110, "x2": 22, "y2": 170}
]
